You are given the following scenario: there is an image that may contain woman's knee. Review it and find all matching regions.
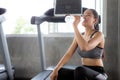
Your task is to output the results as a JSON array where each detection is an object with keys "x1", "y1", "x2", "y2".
[
  {"x1": 57, "y1": 68, "x2": 74, "y2": 80},
  {"x1": 74, "y1": 66, "x2": 88, "y2": 80},
  {"x1": 75, "y1": 66, "x2": 87, "y2": 73}
]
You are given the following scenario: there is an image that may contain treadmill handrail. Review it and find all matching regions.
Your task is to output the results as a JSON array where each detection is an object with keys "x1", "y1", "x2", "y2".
[
  {"x1": 31, "y1": 15, "x2": 65, "y2": 25},
  {"x1": 0, "y1": 8, "x2": 14, "y2": 80}
]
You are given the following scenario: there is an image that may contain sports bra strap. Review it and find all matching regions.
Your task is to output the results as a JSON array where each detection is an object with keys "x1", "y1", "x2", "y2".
[{"x1": 90, "y1": 31, "x2": 98, "y2": 38}]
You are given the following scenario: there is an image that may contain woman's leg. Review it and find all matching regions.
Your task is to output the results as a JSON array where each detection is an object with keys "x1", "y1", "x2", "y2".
[
  {"x1": 74, "y1": 66, "x2": 106, "y2": 80},
  {"x1": 95, "y1": 73, "x2": 108, "y2": 80},
  {"x1": 57, "y1": 66, "x2": 108, "y2": 80},
  {"x1": 57, "y1": 67, "x2": 74, "y2": 80}
]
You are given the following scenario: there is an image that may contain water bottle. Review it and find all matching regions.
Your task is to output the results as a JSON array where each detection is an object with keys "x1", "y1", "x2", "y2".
[{"x1": 65, "y1": 15, "x2": 75, "y2": 23}]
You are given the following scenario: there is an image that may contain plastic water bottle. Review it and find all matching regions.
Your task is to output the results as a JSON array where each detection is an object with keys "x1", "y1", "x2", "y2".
[{"x1": 65, "y1": 15, "x2": 75, "y2": 23}]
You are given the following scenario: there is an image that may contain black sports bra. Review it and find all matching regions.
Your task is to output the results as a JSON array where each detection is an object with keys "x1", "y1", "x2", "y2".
[{"x1": 77, "y1": 31, "x2": 103, "y2": 59}]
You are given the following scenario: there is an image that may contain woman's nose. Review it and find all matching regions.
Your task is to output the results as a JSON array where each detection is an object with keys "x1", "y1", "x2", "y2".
[{"x1": 81, "y1": 15, "x2": 86, "y2": 19}]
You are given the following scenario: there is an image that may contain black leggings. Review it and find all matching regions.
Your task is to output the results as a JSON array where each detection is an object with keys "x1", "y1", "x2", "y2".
[{"x1": 57, "y1": 65, "x2": 108, "y2": 80}]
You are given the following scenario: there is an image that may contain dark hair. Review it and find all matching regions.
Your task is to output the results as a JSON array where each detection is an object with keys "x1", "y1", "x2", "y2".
[{"x1": 89, "y1": 9, "x2": 100, "y2": 31}]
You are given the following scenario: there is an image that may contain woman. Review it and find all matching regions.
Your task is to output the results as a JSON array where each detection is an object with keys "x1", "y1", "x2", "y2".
[{"x1": 50, "y1": 9, "x2": 108, "y2": 80}]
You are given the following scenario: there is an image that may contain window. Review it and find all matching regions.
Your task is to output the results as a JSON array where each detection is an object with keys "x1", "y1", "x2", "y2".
[
  {"x1": 0, "y1": 0, "x2": 53, "y2": 34},
  {"x1": 0, "y1": 0, "x2": 102, "y2": 34}
]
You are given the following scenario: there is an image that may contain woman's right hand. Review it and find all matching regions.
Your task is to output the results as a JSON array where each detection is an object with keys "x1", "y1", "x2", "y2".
[
  {"x1": 50, "y1": 69, "x2": 58, "y2": 80},
  {"x1": 73, "y1": 16, "x2": 81, "y2": 27}
]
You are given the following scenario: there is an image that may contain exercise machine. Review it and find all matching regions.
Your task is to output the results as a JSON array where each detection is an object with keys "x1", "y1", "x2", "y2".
[
  {"x1": 30, "y1": 7, "x2": 87, "y2": 80},
  {"x1": 30, "y1": 0, "x2": 86, "y2": 79},
  {"x1": 31, "y1": 8, "x2": 66, "y2": 80},
  {"x1": 0, "y1": 8, "x2": 14, "y2": 80}
]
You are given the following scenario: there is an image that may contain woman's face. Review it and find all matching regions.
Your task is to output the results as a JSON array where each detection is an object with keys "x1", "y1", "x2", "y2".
[{"x1": 82, "y1": 9, "x2": 96, "y2": 28}]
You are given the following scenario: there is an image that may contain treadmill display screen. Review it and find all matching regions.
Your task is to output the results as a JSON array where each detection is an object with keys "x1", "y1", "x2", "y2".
[{"x1": 54, "y1": 0, "x2": 82, "y2": 16}]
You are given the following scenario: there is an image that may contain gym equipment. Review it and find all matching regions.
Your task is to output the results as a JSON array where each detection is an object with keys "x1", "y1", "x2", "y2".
[
  {"x1": 31, "y1": 7, "x2": 86, "y2": 80},
  {"x1": 0, "y1": 8, "x2": 14, "y2": 80},
  {"x1": 54, "y1": 0, "x2": 82, "y2": 16},
  {"x1": 31, "y1": 8, "x2": 65, "y2": 80}
]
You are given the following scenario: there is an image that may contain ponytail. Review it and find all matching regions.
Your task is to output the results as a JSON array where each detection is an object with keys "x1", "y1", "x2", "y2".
[{"x1": 94, "y1": 23, "x2": 99, "y2": 31}]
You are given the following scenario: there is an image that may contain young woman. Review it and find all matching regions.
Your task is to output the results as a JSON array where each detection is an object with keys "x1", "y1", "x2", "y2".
[{"x1": 50, "y1": 9, "x2": 108, "y2": 80}]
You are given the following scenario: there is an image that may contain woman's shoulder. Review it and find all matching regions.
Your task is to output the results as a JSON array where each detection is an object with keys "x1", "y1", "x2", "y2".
[
  {"x1": 97, "y1": 31, "x2": 104, "y2": 38},
  {"x1": 90, "y1": 31, "x2": 104, "y2": 42},
  {"x1": 93, "y1": 31, "x2": 104, "y2": 37}
]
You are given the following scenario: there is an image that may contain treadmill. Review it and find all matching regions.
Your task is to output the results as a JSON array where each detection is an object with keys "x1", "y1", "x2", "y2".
[
  {"x1": 30, "y1": 7, "x2": 88, "y2": 80},
  {"x1": 0, "y1": 8, "x2": 14, "y2": 80},
  {"x1": 31, "y1": 8, "x2": 66, "y2": 80}
]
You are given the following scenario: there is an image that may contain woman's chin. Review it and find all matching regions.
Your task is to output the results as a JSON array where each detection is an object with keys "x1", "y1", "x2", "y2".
[{"x1": 82, "y1": 23, "x2": 86, "y2": 27}]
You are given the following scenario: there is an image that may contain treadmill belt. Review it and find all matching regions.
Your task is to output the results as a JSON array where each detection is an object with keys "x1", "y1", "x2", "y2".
[
  {"x1": 0, "y1": 64, "x2": 15, "y2": 80},
  {"x1": 31, "y1": 70, "x2": 52, "y2": 80}
]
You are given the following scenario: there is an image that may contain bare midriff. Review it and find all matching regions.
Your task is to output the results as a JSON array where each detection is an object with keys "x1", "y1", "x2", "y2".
[{"x1": 81, "y1": 58, "x2": 104, "y2": 67}]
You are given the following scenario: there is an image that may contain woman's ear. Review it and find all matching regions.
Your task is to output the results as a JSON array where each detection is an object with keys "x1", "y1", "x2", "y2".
[
  {"x1": 95, "y1": 15, "x2": 101, "y2": 24},
  {"x1": 94, "y1": 17, "x2": 99, "y2": 24}
]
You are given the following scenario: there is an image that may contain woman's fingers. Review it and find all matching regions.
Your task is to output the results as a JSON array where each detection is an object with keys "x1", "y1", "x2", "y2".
[
  {"x1": 50, "y1": 75, "x2": 57, "y2": 80},
  {"x1": 73, "y1": 16, "x2": 81, "y2": 26},
  {"x1": 50, "y1": 71, "x2": 58, "y2": 80}
]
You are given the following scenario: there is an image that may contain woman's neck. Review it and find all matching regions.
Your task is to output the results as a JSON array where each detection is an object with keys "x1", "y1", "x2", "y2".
[{"x1": 84, "y1": 28, "x2": 95, "y2": 36}]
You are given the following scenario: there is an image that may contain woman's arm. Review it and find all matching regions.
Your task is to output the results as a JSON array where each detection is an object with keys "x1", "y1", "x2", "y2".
[
  {"x1": 54, "y1": 38, "x2": 78, "y2": 71},
  {"x1": 73, "y1": 16, "x2": 104, "y2": 51},
  {"x1": 50, "y1": 38, "x2": 78, "y2": 80}
]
